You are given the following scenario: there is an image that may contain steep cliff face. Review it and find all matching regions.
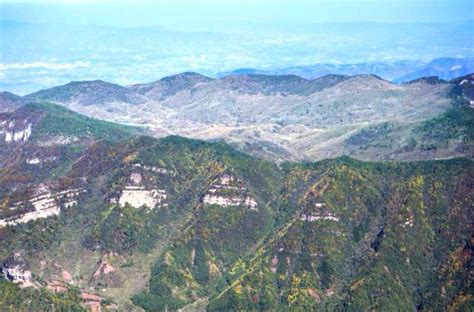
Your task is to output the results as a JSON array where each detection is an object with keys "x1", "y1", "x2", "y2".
[
  {"x1": 1, "y1": 252, "x2": 32, "y2": 286},
  {"x1": 201, "y1": 173, "x2": 258, "y2": 210},
  {"x1": 0, "y1": 184, "x2": 85, "y2": 228}
]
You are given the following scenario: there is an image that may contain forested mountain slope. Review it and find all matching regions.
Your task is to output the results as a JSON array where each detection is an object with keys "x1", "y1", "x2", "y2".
[{"x1": 0, "y1": 103, "x2": 472, "y2": 311}]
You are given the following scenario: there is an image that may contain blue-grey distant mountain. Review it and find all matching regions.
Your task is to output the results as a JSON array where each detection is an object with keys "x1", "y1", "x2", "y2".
[
  {"x1": 217, "y1": 60, "x2": 423, "y2": 81},
  {"x1": 218, "y1": 58, "x2": 474, "y2": 84},
  {"x1": 393, "y1": 58, "x2": 474, "y2": 84}
]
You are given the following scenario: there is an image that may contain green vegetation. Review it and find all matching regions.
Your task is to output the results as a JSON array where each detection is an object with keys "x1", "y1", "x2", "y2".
[
  {"x1": 25, "y1": 102, "x2": 143, "y2": 141},
  {"x1": 0, "y1": 279, "x2": 85, "y2": 311},
  {"x1": 0, "y1": 105, "x2": 472, "y2": 311},
  {"x1": 133, "y1": 155, "x2": 473, "y2": 311},
  {"x1": 346, "y1": 122, "x2": 397, "y2": 146},
  {"x1": 415, "y1": 106, "x2": 474, "y2": 150}
]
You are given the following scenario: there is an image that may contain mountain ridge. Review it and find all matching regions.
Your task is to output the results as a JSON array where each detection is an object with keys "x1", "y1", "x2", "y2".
[
  {"x1": 25, "y1": 80, "x2": 147, "y2": 106},
  {"x1": 218, "y1": 57, "x2": 474, "y2": 83},
  {"x1": 5, "y1": 71, "x2": 461, "y2": 103},
  {"x1": 0, "y1": 91, "x2": 25, "y2": 112},
  {"x1": 3, "y1": 72, "x2": 473, "y2": 163},
  {"x1": 393, "y1": 57, "x2": 474, "y2": 84}
]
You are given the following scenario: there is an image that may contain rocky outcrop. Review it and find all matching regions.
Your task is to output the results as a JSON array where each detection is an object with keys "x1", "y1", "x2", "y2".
[
  {"x1": 26, "y1": 157, "x2": 41, "y2": 164},
  {"x1": 0, "y1": 185, "x2": 85, "y2": 227},
  {"x1": 132, "y1": 163, "x2": 173, "y2": 175},
  {"x1": 402, "y1": 214, "x2": 415, "y2": 228},
  {"x1": 118, "y1": 172, "x2": 167, "y2": 209},
  {"x1": 25, "y1": 156, "x2": 57, "y2": 165},
  {"x1": 300, "y1": 212, "x2": 339, "y2": 222},
  {"x1": 0, "y1": 119, "x2": 32, "y2": 143},
  {"x1": 36, "y1": 135, "x2": 80, "y2": 147},
  {"x1": 299, "y1": 202, "x2": 340, "y2": 222},
  {"x1": 1, "y1": 252, "x2": 33, "y2": 287},
  {"x1": 201, "y1": 173, "x2": 258, "y2": 210}
]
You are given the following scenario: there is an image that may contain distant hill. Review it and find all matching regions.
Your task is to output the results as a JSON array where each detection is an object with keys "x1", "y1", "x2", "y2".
[
  {"x1": 218, "y1": 58, "x2": 474, "y2": 84},
  {"x1": 217, "y1": 60, "x2": 423, "y2": 81},
  {"x1": 25, "y1": 80, "x2": 146, "y2": 106},
  {"x1": 130, "y1": 72, "x2": 213, "y2": 101},
  {"x1": 393, "y1": 58, "x2": 474, "y2": 84},
  {"x1": 449, "y1": 73, "x2": 474, "y2": 104}
]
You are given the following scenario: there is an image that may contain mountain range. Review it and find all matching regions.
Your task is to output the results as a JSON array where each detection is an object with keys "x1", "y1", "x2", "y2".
[
  {"x1": 2, "y1": 71, "x2": 473, "y2": 163},
  {"x1": 218, "y1": 57, "x2": 474, "y2": 83}
]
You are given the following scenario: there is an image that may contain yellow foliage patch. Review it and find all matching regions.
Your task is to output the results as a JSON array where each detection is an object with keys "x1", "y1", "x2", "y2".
[
  {"x1": 183, "y1": 269, "x2": 195, "y2": 285},
  {"x1": 0, "y1": 197, "x2": 10, "y2": 210},
  {"x1": 164, "y1": 252, "x2": 174, "y2": 265},
  {"x1": 350, "y1": 278, "x2": 365, "y2": 291},
  {"x1": 123, "y1": 151, "x2": 139, "y2": 163},
  {"x1": 208, "y1": 261, "x2": 221, "y2": 277},
  {"x1": 409, "y1": 175, "x2": 425, "y2": 189},
  {"x1": 234, "y1": 283, "x2": 243, "y2": 295}
]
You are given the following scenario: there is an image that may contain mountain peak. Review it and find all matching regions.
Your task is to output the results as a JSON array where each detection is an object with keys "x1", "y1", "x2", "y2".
[
  {"x1": 406, "y1": 76, "x2": 448, "y2": 85},
  {"x1": 160, "y1": 72, "x2": 213, "y2": 82},
  {"x1": 450, "y1": 73, "x2": 474, "y2": 84},
  {"x1": 0, "y1": 91, "x2": 24, "y2": 112},
  {"x1": 130, "y1": 72, "x2": 213, "y2": 101},
  {"x1": 0, "y1": 91, "x2": 21, "y2": 98},
  {"x1": 25, "y1": 80, "x2": 146, "y2": 106},
  {"x1": 221, "y1": 73, "x2": 307, "y2": 82},
  {"x1": 215, "y1": 74, "x2": 321, "y2": 95},
  {"x1": 393, "y1": 57, "x2": 474, "y2": 84},
  {"x1": 66, "y1": 79, "x2": 109, "y2": 86}
]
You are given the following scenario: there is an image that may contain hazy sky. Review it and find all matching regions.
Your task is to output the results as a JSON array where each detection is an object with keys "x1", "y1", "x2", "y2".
[
  {"x1": 1, "y1": 0, "x2": 473, "y2": 94},
  {"x1": 1, "y1": 0, "x2": 473, "y2": 29}
]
